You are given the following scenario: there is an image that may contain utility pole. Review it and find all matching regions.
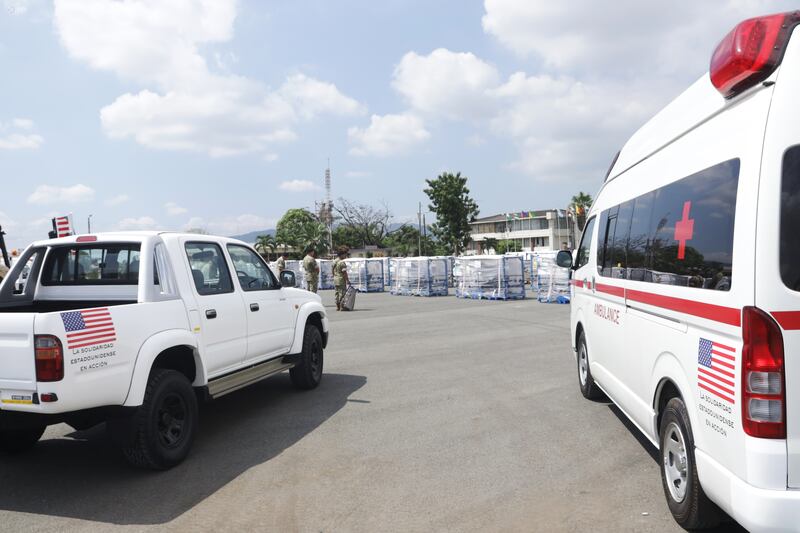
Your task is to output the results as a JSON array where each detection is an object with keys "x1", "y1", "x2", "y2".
[
  {"x1": 88, "y1": 214, "x2": 93, "y2": 234},
  {"x1": 417, "y1": 202, "x2": 422, "y2": 257}
]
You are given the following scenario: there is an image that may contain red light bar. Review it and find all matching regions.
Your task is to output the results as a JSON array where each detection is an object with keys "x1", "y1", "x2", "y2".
[
  {"x1": 710, "y1": 11, "x2": 800, "y2": 98},
  {"x1": 76, "y1": 235, "x2": 98, "y2": 242}
]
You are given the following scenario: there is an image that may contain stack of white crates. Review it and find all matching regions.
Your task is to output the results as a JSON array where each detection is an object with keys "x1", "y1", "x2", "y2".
[
  {"x1": 455, "y1": 256, "x2": 526, "y2": 300},
  {"x1": 282, "y1": 260, "x2": 306, "y2": 289},
  {"x1": 346, "y1": 258, "x2": 385, "y2": 292},
  {"x1": 390, "y1": 257, "x2": 449, "y2": 296},
  {"x1": 318, "y1": 259, "x2": 333, "y2": 290},
  {"x1": 533, "y1": 252, "x2": 571, "y2": 303}
]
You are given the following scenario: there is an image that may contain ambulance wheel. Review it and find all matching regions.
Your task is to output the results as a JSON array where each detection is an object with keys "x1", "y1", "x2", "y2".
[
  {"x1": 0, "y1": 425, "x2": 45, "y2": 453},
  {"x1": 659, "y1": 397, "x2": 722, "y2": 529},
  {"x1": 577, "y1": 331, "x2": 603, "y2": 400},
  {"x1": 290, "y1": 324, "x2": 323, "y2": 390},
  {"x1": 112, "y1": 369, "x2": 198, "y2": 470}
]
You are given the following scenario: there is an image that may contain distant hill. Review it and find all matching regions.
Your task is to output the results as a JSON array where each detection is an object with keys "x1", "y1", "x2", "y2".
[
  {"x1": 230, "y1": 228, "x2": 275, "y2": 243},
  {"x1": 231, "y1": 222, "x2": 413, "y2": 244}
]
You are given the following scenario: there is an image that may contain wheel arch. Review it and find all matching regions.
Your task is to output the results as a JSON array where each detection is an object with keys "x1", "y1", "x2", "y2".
[
  {"x1": 650, "y1": 352, "x2": 697, "y2": 447},
  {"x1": 289, "y1": 303, "x2": 328, "y2": 353},
  {"x1": 123, "y1": 330, "x2": 203, "y2": 407}
]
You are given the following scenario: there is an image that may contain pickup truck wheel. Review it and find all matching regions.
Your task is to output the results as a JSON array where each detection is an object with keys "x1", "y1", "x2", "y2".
[
  {"x1": 290, "y1": 325, "x2": 323, "y2": 390},
  {"x1": 577, "y1": 331, "x2": 603, "y2": 400},
  {"x1": 0, "y1": 426, "x2": 45, "y2": 454},
  {"x1": 659, "y1": 397, "x2": 722, "y2": 529},
  {"x1": 117, "y1": 369, "x2": 198, "y2": 470}
]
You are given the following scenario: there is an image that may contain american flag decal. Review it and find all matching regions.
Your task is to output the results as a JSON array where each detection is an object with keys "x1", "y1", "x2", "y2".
[
  {"x1": 698, "y1": 338, "x2": 736, "y2": 404},
  {"x1": 60, "y1": 308, "x2": 117, "y2": 349}
]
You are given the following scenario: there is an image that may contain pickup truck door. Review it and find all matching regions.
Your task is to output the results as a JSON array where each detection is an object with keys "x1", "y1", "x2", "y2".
[
  {"x1": 184, "y1": 242, "x2": 247, "y2": 377},
  {"x1": 226, "y1": 244, "x2": 294, "y2": 363}
]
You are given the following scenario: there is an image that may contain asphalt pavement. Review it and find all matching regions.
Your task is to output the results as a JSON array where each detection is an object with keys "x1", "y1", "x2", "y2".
[{"x1": 0, "y1": 292, "x2": 744, "y2": 532}]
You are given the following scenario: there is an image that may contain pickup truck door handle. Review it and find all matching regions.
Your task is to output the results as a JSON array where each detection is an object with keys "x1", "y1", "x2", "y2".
[
  {"x1": 250, "y1": 303, "x2": 260, "y2": 312},
  {"x1": 205, "y1": 309, "x2": 217, "y2": 319}
]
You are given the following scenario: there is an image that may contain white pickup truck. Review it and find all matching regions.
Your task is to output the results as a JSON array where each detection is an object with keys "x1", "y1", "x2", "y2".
[{"x1": 0, "y1": 232, "x2": 329, "y2": 469}]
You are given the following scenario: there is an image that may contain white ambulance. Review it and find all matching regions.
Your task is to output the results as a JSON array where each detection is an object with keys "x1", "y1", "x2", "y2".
[{"x1": 557, "y1": 11, "x2": 800, "y2": 532}]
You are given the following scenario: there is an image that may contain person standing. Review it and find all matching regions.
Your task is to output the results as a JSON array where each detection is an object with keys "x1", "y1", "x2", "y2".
[
  {"x1": 275, "y1": 252, "x2": 287, "y2": 272},
  {"x1": 333, "y1": 248, "x2": 350, "y2": 311},
  {"x1": 303, "y1": 248, "x2": 320, "y2": 293},
  {"x1": 0, "y1": 262, "x2": 8, "y2": 284}
]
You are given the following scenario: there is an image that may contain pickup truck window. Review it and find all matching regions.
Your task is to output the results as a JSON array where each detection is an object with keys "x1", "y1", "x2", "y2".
[
  {"x1": 41, "y1": 244, "x2": 141, "y2": 285},
  {"x1": 227, "y1": 244, "x2": 278, "y2": 291},
  {"x1": 185, "y1": 242, "x2": 234, "y2": 295}
]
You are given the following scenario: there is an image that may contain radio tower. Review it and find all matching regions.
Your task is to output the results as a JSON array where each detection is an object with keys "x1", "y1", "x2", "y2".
[{"x1": 322, "y1": 160, "x2": 334, "y2": 252}]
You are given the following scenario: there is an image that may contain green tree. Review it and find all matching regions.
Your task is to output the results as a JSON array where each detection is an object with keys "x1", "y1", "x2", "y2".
[
  {"x1": 481, "y1": 237, "x2": 499, "y2": 254},
  {"x1": 276, "y1": 208, "x2": 325, "y2": 254},
  {"x1": 571, "y1": 191, "x2": 593, "y2": 231},
  {"x1": 301, "y1": 221, "x2": 330, "y2": 256},
  {"x1": 332, "y1": 224, "x2": 364, "y2": 250},
  {"x1": 424, "y1": 172, "x2": 480, "y2": 255},
  {"x1": 495, "y1": 239, "x2": 514, "y2": 255},
  {"x1": 254, "y1": 234, "x2": 277, "y2": 260},
  {"x1": 381, "y1": 224, "x2": 437, "y2": 256}
]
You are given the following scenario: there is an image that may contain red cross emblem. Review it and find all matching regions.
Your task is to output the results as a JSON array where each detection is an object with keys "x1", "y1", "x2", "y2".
[{"x1": 673, "y1": 201, "x2": 694, "y2": 260}]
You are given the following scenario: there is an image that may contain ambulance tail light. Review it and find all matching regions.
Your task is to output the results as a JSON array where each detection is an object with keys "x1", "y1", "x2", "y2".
[
  {"x1": 742, "y1": 307, "x2": 785, "y2": 439},
  {"x1": 34, "y1": 335, "x2": 63, "y2": 382},
  {"x1": 710, "y1": 11, "x2": 800, "y2": 98}
]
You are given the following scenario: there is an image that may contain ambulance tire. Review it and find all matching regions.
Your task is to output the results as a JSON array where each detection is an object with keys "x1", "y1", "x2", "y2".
[
  {"x1": 659, "y1": 397, "x2": 723, "y2": 529},
  {"x1": 112, "y1": 369, "x2": 198, "y2": 470},
  {"x1": 0, "y1": 425, "x2": 45, "y2": 453},
  {"x1": 290, "y1": 324, "x2": 323, "y2": 390},
  {"x1": 577, "y1": 331, "x2": 603, "y2": 400}
]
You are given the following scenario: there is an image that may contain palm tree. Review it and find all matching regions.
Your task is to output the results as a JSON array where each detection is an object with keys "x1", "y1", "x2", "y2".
[
  {"x1": 571, "y1": 192, "x2": 593, "y2": 231},
  {"x1": 301, "y1": 222, "x2": 330, "y2": 256},
  {"x1": 255, "y1": 234, "x2": 277, "y2": 261}
]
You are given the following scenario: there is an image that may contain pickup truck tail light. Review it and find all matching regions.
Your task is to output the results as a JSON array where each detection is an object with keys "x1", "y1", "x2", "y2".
[
  {"x1": 742, "y1": 307, "x2": 786, "y2": 438},
  {"x1": 35, "y1": 335, "x2": 64, "y2": 382}
]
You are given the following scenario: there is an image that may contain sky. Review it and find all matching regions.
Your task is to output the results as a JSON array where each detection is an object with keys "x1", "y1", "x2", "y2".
[{"x1": 0, "y1": 0, "x2": 796, "y2": 249}]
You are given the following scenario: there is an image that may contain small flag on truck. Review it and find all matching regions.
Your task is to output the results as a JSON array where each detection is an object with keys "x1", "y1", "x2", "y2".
[
  {"x1": 60, "y1": 308, "x2": 117, "y2": 349},
  {"x1": 52, "y1": 215, "x2": 74, "y2": 238}
]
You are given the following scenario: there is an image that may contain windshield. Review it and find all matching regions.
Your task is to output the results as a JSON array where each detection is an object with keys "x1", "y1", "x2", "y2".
[{"x1": 41, "y1": 243, "x2": 141, "y2": 286}]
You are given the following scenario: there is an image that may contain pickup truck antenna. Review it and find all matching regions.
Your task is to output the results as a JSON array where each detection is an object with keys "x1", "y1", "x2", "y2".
[{"x1": 0, "y1": 225, "x2": 10, "y2": 268}]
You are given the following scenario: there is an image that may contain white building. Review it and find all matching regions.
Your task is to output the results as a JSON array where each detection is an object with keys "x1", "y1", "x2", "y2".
[{"x1": 467, "y1": 209, "x2": 574, "y2": 254}]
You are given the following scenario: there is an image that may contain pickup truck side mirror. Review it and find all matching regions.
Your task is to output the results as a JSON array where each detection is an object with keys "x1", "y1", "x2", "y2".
[
  {"x1": 279, "y1": 270, "x2": 296, "y2": 288},
  {"x1": 556, "y1": 250, "x2": 574, "y2": 269}
]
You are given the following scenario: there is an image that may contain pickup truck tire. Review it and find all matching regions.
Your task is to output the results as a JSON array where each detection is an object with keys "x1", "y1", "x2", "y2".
[
  {"x1": 0, "y1": 425, "x2": 45, "y2": 454},
  {"x1": 115, "y1": 369, "x2": 198, "y2": 470},
  {"x1": 290, "y1": 324, "x2": 323, "y2": 390},
  {"x1": 659, "y1": 397, "x2": 722, "y2": 529}
]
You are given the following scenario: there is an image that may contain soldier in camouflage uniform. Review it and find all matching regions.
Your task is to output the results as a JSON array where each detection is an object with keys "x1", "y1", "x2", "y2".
[
  {"x1": 302, "y1": 249, "x2": 320, "y2": 293},
  {"x1": 275, "y1": 252, "x2": 287, "y2": 273},
  {"x1": 333, "y1": 247, "x2": 350, "y2": 311}
]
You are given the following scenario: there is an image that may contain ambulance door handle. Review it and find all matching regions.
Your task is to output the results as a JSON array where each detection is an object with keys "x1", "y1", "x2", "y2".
[{"x1": 591, "y1": 277, "x2": 596, "y2": 293}]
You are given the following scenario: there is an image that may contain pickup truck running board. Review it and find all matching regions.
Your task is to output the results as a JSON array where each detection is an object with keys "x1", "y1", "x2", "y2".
[{"x1": 207, "y1": 355, "x2": 298, "y2": 399}]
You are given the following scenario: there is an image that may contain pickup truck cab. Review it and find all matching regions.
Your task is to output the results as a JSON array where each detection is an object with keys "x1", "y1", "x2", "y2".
[{"x1": 0, "y1": 232, "x2": 329, "y2": 469}]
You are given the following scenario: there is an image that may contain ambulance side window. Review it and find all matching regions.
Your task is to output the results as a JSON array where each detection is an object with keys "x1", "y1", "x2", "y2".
[
  {"x1": 598, "y1": 201, "x2": 633, "y2": 278},
  {"x1": 575, "y1": 217, "x2": 596, "y2": 270},
  {"x1": 780, "y1": 145, "x2": 800, "y2": 291},
  {"x1": 627, "y1": 191, "x2": 657, "y2": 281}
]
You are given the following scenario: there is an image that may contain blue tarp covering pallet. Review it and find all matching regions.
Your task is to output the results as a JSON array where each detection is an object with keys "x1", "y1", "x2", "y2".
[
  {"x1": 346, "y1": 258, "x2": 385, "y2": 292},
  {"x1": 455, "y1": 256, "x2": 526, "y2": 301},
  {"x1": 318, "y1": 259, "x2": 334, "y2": 290},
  {"x1": 390, "y1": 257, "x2": 449, "y2": 297}
]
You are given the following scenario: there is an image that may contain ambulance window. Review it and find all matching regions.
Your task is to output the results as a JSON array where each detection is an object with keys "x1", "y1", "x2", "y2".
[
  {"x1": 575, "y1": 216, "x2": 596, "y2": 269},
  {"x1": 626, "y1": 191, "x2": 656, "y2": 281},
  {"x1": 780, "y1": 145, "x2": 800, "y2": 291},
  {"x1": 649, "y1": 159, "x2": 739, "y2": 290},
  {"x1": 599, "y1": 201, "x2": 633, "y2": 278}
]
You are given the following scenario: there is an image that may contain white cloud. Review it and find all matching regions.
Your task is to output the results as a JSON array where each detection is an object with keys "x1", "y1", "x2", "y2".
[
  {"x1": 345, "y1": 170, "x2": 371, "y2": 178},
  {"x1": 348, "y1": 113, "x2": 430, "y2": 157},
  {"x1": 279, "y1": 180, "x2": 321, "y2": 193},
  {"x1": 117, "y1": 216, "x2": 158, "y2": 230},
  {"x1": 0, "y1": 118, "x2": 43, "y2": 150},
  {"x1": 54, "y1": 0, "x2": 363, "y2": 158},
  {"x1": 105, "y1": 194, "x2": 130, "y2": 206},
  {"x1": 164, "y1": 201, "x2": 188, "y2": 215},
  {"x1": 481, "y1": 0, "x2": 798, "y2": 78},
  {"x1": 393, "y1": 49, "x2": 499, "y2": 120},
  {"x1": 27, "y1": 184, "x2": 95, "y2": 205},
  {"x1": 183, "y1": 214, "x2": 277, "y2": 236}
]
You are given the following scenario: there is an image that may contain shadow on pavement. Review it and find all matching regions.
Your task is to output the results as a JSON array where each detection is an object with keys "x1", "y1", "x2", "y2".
[{"x1": 0, "y1": 372, "x2": 365, "y2": 525}]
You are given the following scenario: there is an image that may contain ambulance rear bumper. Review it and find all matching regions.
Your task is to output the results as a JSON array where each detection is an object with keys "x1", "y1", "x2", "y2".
[{"x1": 697, "y1": 449, "x2": 800, "y2": 533}]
